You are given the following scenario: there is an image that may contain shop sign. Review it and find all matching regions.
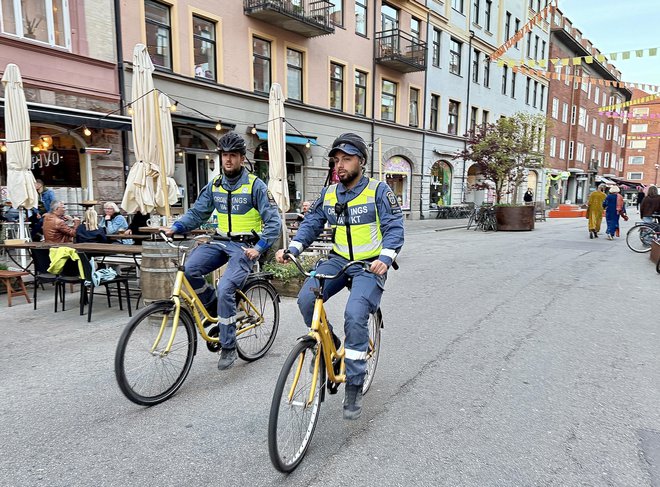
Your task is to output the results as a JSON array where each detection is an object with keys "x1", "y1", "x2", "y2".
[
  {"x1": 31, "y1": 150, "x2": 61, "y2": 169},
  {"x1": 576, "y1": 174, "x2": 589, "y2": 181}
]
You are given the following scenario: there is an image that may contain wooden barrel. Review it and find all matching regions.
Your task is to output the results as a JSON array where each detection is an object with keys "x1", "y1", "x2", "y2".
[{"x1": 140, "y1": 241, "x2": 180, "y2": 305}]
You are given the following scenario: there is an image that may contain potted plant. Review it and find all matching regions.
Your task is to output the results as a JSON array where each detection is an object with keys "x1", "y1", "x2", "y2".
[
  {"x1": 263, "y1": 254, "x2": 322, "y2": 297},
  {"x1": 457, "y1": 112, "x2": 547, "y2": 231}
]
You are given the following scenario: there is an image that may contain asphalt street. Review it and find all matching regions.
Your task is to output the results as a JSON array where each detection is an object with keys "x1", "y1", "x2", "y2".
[{"x1": 1, "y1": 216, "x2": 659, "y2": 486}]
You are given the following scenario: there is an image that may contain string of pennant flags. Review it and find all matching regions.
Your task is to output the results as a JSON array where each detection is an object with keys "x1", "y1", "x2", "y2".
[
  {"x1": 491, "y1": 1, "x2": 557, "y2": 61},
  {"x1": 598, "y1": 94, "x2": 660, "y2": 112},
  {"x1": 629, "y1": 135, "x2": 660, "y2": 140},
  {"x1": 601, "y1": 112, "x2": 660, "y2": 119},
  {"x1": 497, "y1": 47, "x2": 658, "y2": 69}
]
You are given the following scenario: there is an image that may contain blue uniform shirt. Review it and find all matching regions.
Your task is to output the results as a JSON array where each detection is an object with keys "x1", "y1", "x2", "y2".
[
  {"x1": 171, "y1": 168, "x2": 281, "y2": 253},
  {"x1": 288, "y1": 176, "x2": 404, "y2": 267}
]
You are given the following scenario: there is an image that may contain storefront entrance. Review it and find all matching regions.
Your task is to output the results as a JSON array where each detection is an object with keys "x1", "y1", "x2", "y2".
[{"x1": 253, "y1": 143, "x2": 304, "y2": 212}]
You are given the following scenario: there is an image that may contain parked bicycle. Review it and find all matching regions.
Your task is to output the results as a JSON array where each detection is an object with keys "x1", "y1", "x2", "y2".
[
  {"x1": 268, "y1": 252, "x2": 382, "y2": 472},
  {"x1": 114, "y1": 232, "x2": 280, "y2": 406},
  {"x1": 625, "y1": 222, "x2": 660, "y2": 253},
  {"x1": 466, "y1": 204, "x2": 497, "y2": 232}
]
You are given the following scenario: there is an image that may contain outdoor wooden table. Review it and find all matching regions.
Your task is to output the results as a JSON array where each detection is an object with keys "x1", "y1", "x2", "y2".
[{"x1": 106, "y1": 233, "x2": 152, "y2": 241}]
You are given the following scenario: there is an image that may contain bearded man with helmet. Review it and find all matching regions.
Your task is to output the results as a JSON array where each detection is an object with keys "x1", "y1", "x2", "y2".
[
  {"x1": 276, "y1": 132, "x2": 404, "y2": 420},
  {"x1": 164, "y1": 132, "x2": 281, "y2": 371}
]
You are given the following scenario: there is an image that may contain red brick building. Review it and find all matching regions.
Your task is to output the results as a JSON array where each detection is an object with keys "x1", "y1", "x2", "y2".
[
  {"x1": 621, "y1": 89, "x2": 660, "y2": 188},
  {"x1": 544, "y1": 8, "x2": 631, "y2": 206}
]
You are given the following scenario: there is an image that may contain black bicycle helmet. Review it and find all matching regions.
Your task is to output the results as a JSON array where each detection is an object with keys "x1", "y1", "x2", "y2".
[
  {"x1": 328, "y1": 133, "x2": 369, "y2": 161},
  {"x1": 218, "y1": 132, "x2": 247, "y2": 155}
]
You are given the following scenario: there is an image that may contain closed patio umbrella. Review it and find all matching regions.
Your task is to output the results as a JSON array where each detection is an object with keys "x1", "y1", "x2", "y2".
[
  {"x1": 154, "y1": 92, "x2": 178, "y2": 215},
  {"x1": 121, "y1": 44, "x2": 160, "y2": 215},
  {"x1": 267, "y1": 83, "x2": 289, "y2": 245},
  {"x1": 2, "y1": 63, "x2": 38, "y2": 244}
]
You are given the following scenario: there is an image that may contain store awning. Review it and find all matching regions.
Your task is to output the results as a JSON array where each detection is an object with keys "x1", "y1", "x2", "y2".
[
  {"x1": 255, "y1": 129, "x2": 317, "y2": 146},
  {"x1": 595, "y1": 176, "x2": 616, "y2": 185}
]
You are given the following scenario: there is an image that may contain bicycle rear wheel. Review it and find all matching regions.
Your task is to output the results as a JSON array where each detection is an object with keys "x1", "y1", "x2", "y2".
[
  {"x1": 626, "y1": 224, "x2": 656, "y2": 253},
  {"x1": 236, "y1": 280, "x2": 280, "y2": 361},
  {"x1": 269, "y1": 338, "x2": 325, "y2": 473},
  {"x1": 362, "y1": 309, "x2": 382, "y2": 395},
  {"x1": 115, "y1": 301, "x2": 196, "y2": 406}
]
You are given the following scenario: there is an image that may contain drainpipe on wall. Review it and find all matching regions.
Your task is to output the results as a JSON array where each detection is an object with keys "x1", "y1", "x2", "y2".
[
  {"x1": 461, "y1": 30, "x2": 475, "y2": 202},
  {"x1": 369, "y1": 2, "x2": 378, "y2": 178},
  {"x1": 114, "y1": 0, "x2": 130, "y2": 181},
  {"x1": 419, "y1": 9, "x2": 431, "y2": 219}
]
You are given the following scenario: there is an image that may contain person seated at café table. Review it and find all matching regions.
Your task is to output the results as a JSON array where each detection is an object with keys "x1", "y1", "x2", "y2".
[
  {"x1": 43, "y1": 201, "x2": 80, "y2": 243},
  {"x1": 75, "y1": 207, "x2": 108, "y2": 243},
  {"x1": 100, "y1": 202, "x2": 134, "y2": 244},
  {"x1": 127, "y1": 210, "x2": 149, "y2": 236}
]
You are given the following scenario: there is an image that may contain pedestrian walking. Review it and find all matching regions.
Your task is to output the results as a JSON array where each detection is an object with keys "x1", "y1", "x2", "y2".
[
  {"x1": 637, "y1": 187, "x2": 646, "y2": 212},
  {"x1": 523, "y1": 189, "x2": 534, "y2": 204},
  {"x1": 603, "y1": 186, "x2": 626, "y2": 240},
  {"x1": 586, "y1": 184, "x2": 606, "y2": 238},
  {"x1": 640, "y1": 185, "x2": 660, "y2": 223}
]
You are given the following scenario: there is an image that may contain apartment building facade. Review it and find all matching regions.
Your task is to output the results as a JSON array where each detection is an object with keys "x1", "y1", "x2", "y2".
[
  {"x1": 621, "y1": 89, "x2": 660, "y2": 188},
  {"x1": 0, "y1": 0, "x2": 127, "y2": 204},
  {"x1": 423, "y1": 0, "x2": 549, "y2": 215},
  {"x1": 543, "y1": 8, "x2": 631, "y2": 207}
]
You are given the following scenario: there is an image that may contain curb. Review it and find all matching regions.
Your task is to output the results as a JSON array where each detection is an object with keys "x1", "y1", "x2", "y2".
[{"x1": 434, "y1": 225, "x2": 468, "y2": 232}]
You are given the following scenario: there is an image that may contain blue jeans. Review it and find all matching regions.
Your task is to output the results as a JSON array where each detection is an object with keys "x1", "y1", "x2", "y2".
[
  {"x1": 184, "y1": 241, "x2": 253, "y2": 349},
  {"x1": 297, "y1": 256, "x2": 386, "y2": 386}
]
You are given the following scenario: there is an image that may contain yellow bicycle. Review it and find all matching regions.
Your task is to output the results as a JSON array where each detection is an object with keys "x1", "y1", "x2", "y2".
[
  {"x1": 268, "y1": 253, "x2": 382, "y2": 472},
  {"x1": 115, "y1": 233, "x2": 280, "y2": 406}
]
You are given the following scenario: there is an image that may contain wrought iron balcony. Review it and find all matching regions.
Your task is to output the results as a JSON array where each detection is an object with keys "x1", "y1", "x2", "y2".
[
  {"x1": 244, "y1": 0, "x2": 335, "y2": 38},
  {"x1": 375, "y1": 29, "x2": 428, "y2": 73}
]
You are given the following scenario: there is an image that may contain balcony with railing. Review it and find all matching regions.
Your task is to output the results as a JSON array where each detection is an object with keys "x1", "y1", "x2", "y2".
[
  {"x1": 243, "y1": 0, "x2": 335, "y2": 38},
  {"x1": 375, "y1": 29, "x2": 428, "y2": 73}
]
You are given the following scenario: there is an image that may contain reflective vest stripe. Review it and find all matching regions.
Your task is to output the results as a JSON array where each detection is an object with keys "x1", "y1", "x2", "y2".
[
  {"x1": 345, "y1": 348, "x2": 368, "y2": 361},
  {"x1": 212, "y1": 174, "x2": 263, "y2": 234},
  {"x1": 380, "y1": 248, "x2": 397, "y2": 259}
]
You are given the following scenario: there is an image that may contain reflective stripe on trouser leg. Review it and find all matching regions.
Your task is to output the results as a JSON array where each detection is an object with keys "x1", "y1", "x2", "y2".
[
  {"x1": 218, "y1": 315, "x2": 237, "y2": 350},
  {"x1": 343, "y1": 270, "x2": 384, "y2": 386},
  {"x1": 184, "y1": 243, "x2": 229, "y2": 306},
  {"x1": 217, "y1": 241, "x2": 252, "y2": 349}
]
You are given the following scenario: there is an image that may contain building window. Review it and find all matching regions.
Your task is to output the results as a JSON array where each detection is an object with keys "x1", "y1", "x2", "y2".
[
  {"x1": 452, "y1": 0, "x2": 464, "y2": 13},
  {"x1": 526, "y1": 32, "x2": 532, "y2": 57},
  {"x1": 253, "y1": 36, "x2": 271, "y2": 93},
  {"x1": 505, "y1": 11, "x2": 511, "y2": 40},
  {"x1": 539, "y1": 85, "x2": 545, "y2": 110},
  {"x1": 628, "y1": 172, "x2": 643, "y2": 180},
  {"x1": 629, "y1": 156, "x2": 645, "y2": 164},
  {"x1": 472, "y1": 49, "x2": 480, "y2": 83},
  {"x1": 411, "y1": 17, "x2": 420, "y2": 40},
  {"x1": 193, "y1": 16, "x2": 216, "y2": 80},
  {"x1": 0, "y1": 0, "x2": 71, "y2": 48},
  {"x1": 591, "y1": 119, "x2": 597, "y2": 135},
  {"x1": 525, "y1": 77, "x2": 531, "y2": 104},
  {"x1": 541, "y1": 40, "x2": 546, "y2": 59},
  {"x1": 600, "y1": 122, "x2": 604, "y2": 138},
  {"x1": 549, "y1": 137, "x2": 556, "y2": 157},
  {"x1": 381, "y1": 79, "x2": 397, "y2": 122},
  {"x1": 568, "y1": 141, "x2": 574, "y2": 160},
  {"x1": 331, "y1": 0, "x2": 344, "y2": 26},
  {"x1": 562, "y1": 103, "x2": 569, "y2": 123},
  {"x1": 501, "y1": 65, "x2": 508, "y2": 95},
  {"x1": 606, "y1": 124, "x2": 612, "y2": 140},
  {"x1": 632, "y1": 107, "x2": 650, "y2": 117},
  {"x1": 430, "y1": 94, "x2": 439, "y2": 131},
  {"x1": 448, "y1": 100, "x2": 460, "y2": 135},
  {"x1": 576, "y1": 142, "x2": 584, "y2": 162},
  {"x1": 630, "y1": 140, "x2": 647, "y2": 149},
  {"x1": 286, "y1": 48, "x2": 303, "y2": 102},
  {"x1": 551, "y1": 97, "x2": 559, "y2": 118},
  {"x1": 145, "y1": 0, "x2": 172, "y2": 69},
  {"x1": 472, "y1": 0, "x2": 480, "y2": 24},
  {"x1": 578, "y1": 107, "x2": 587, "y2": 127},
  {"x1": 510, "y1": 71, "x2": 516, "y2": 98},
  {"x1": 355, "y1": 0, "x2": 367, "y2": 36},
  {"x1": 631, "y1": 123, "x2": 648, "y2": 133},
  {"x1": 571, "y1": 105, "x2": 577, "y2": 125},
  {"x1": 514, "y1": 19, "x2": 520, "y2": 47},
  {"x1": 470, "y1": 106, "x2": 478, "y2": 134},
  {"x1": 330, "y1": 62, "x2": 344, "y2": 111},
  {"x1": 559, "y1": 139, "x2": 566, "y2": 159},
  {"x1": 485, "y1": 0, "x2": 492, "y2": 30},
  {"x1": 430, "y1": 161, "x2": 453, "y2": 206},
  {"x1": 613, "y1": 125, "x2": 619, "y2": 143},
  {"x1": 533, "y1": 35, "x2": 539, "y2": 60},
  {"x1": 409, "y1": 88, "x2": 419, "y2": 127},
  {"x1": 355, "y1": 70, "x2": 367, "y2": 116},
  {"x1": 432, "y1": 28, "x2": 441, "y2": 67},
  {"x1": 385, "y1": 157, "x2": 412, "y2": 209},
  {"x1": 483, "y1": 56, "x2": 490, "y2": 87},
  {"x1": 449, "y1": 38, "x2": 462, "y2": 75},
  {"x1": 481, "y1": 110, "x2": 489, "y2": 131}
]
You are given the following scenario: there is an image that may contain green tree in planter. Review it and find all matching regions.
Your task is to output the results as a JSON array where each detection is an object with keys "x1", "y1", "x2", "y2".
[{"x1": 458, "y1": 112, "x2": 547, "y2": 204}]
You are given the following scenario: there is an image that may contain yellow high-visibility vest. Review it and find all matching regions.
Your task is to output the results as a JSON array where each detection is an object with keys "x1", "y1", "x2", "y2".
[
  {"x1": 323, "y1": 178, "x2": 382, "y2": 260},
  {"x1": 211, "y1": 173, "x2": 262, "y2": 234}
]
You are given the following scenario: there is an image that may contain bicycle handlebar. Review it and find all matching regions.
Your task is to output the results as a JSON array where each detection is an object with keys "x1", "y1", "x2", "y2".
[{"x1": 283, "y1": 251, "x2": 371, "y2": 280}]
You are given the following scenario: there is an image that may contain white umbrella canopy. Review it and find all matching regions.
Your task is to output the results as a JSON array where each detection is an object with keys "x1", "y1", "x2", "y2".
[
  {"x1": 121, "y1": 44, "x2": 160, "y2": 215},
  {"x1": 267, "y1": 83, "x2": 289, "y2": 213},
  {"x1": 154, "y1": 92, "x2": 178, "y2": 213},
  {"x1": 2, "y1": 63, "x2": 38, "y2": 214}
]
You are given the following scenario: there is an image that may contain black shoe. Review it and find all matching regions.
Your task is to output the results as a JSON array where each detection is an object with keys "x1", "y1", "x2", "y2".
[
  {"x1": 343, "y1": 384, "x2": 364, "y2": 420},
  {"x1": 593, "y1": 232, "x2": 599, "y2": 238},
  {"x1": 217, "y1": 347, "x2": 237, "y2": 370},
  {"x1": 589, "y1": 231, "x2": 593, "y2": 239}
]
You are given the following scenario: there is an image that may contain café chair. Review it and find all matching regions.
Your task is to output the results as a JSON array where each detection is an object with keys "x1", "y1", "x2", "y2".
[
  {"x1": 78, "y1": 252, "x2": 132, "y2": 323},
  {"x1": 30, "y1": 248, "x2": 82, "y2": 312}
]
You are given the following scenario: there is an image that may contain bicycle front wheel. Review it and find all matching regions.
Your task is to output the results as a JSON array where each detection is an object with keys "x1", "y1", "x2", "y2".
[
  {"x1": 236, "y1": 280, "x2": 280, "y2": 361},
  {"x1": 626, "y1": 224, "x2": 656, "y2": 253},
  {"x1": 362, "y1": 309, "x2": 382, "y2": 395},
  {"x1": 115, "y1": 301, "x2": 196, "y2": 406},
  {"x1": 269, "y1": 338, "x2": 325, "y2": 473}
]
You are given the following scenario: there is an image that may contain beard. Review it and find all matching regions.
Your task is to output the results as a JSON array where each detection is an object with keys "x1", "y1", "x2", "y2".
[
  {"x1": 338, "y1": 166, "x2": 361, "y2": 186},
  {"x1": 223, "y1": 165, "x2": 242, "y2": 178}
]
